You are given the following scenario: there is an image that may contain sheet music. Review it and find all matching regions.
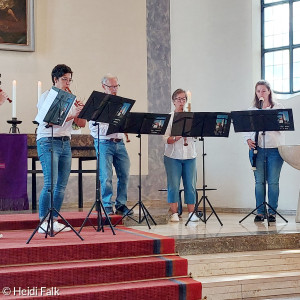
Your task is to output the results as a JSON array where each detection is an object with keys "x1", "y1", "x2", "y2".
[{"x1": 35, "y1": 88, "x2": 58, "y2": 124}]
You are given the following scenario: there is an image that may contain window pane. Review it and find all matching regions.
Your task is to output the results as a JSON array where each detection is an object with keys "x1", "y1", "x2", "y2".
[
  {"x1": 264, "y1": 50, "x2": 290, "y2": 93},
  {"x1": 294, "y1": 78, "x2": 300, "y2": 91},
  {"x1": 293, "y1": 48, "x2": 300, "y2": 91},
  {"x1": 294, "y1": 2, "x2": 300, "y2": 44},
  {"x1": 264, "y1": 4, "x2": 289, "y2": 49},
  {"x1": 264, "y1": 0, "x2": 285, "y2": 4},
  {"x1": 265, "y1": 52, "x2": 274, "y2": 66}
]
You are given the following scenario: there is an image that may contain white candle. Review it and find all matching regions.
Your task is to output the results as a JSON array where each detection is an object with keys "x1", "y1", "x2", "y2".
[
  {"x1": 38, "y1": 81, "x2": 42, "y2": 100},
  {"x1": 186, "y1": 90, "x2": 192, "y2": 104},
  {"x1": 186, "y1": 90, "x2": 192, "y2": 112},
  {"x1": 12, "y1": 80, "x2": 16, "y2": 118}
]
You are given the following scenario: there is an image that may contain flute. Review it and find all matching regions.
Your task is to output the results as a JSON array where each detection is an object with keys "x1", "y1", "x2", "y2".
[
  {"x1": 251, "y1": 97, "x2": 264, "y2": 170},
  {"x1": 124, "y1": 133, "x2": 130, "y2": 143},
  {"x1": 183, "y1": 102, "x2": 191, "y2": 146}
]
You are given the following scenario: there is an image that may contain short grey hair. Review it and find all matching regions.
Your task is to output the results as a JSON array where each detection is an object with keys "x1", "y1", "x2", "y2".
[{"x1": 101, "y1": 73, "x2": 118, "y2": 85}]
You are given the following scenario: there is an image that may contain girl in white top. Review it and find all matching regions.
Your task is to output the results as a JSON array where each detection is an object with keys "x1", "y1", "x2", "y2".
[
  {"x1": 163, "y1": 88, "x2": 199, "y2": 222},
  {"x1": 244, "y1": 80, "x2": 284, "y2": 223}
]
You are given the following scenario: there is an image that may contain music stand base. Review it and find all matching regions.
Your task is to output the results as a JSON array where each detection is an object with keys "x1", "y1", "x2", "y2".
[
  {"x1": 79, "y1": 199, "x2": 116, "y2": 234},
  {"x1": 113, "y1": 200, "x2": 157, "y2": 229},
  {"x1": 26, "y1": 207, "x2": 83, "y2": 244},
  {"x1": 239, "y1": 202, "x2": 288, "y2": 225},
  {"x1": 186, "y1": 195, "x2": 223, "y2": 226}
]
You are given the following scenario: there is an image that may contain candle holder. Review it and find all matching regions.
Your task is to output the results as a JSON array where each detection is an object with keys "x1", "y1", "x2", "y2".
[{"x1": 7, "y1": 117, "x2": 22, "y2": 134}]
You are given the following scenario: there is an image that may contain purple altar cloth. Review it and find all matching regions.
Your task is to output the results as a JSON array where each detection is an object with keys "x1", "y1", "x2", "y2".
[{"x1": 0, "y1": 134, "x2": 29, "y2": 210}]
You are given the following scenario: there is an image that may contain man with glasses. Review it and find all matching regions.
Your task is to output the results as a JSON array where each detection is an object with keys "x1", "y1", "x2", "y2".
[{"x1": 89, "y1": 74, "x2": 133, "y2": 216}]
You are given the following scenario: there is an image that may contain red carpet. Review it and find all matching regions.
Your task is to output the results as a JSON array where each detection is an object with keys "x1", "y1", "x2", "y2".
[
  {"x1": 0, "y1": 212, "x2": 202, "y2": 299},
  {"x1": 0, "y1": 211, "x2": 121, "y2": 231}
]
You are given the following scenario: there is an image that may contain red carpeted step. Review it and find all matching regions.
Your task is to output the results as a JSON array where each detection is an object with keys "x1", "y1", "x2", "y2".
[
  {"x1": 0, "y1": 215, "x2": 202, "y2": 299},
  {"x1": 0, "y1": 211, "x2": 122, "y2": 231},
  {"x1": 1, "y1": 255, "x2": 187, "y2": 288},
  {"x1": 0, "y1": 227, "x2": 175, "y2": 265},
  {"x1": 6, "y1": 277, "x2": 202, "y2": 300}
]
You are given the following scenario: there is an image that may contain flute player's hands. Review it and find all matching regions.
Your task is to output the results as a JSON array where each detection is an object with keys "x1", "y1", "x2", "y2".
[
  {"x1": 0, "y1": 90, "x2": 8, "y2": 106},
  {"x1": 247, "y1": 139, "x2": 256, "y2": 150}
]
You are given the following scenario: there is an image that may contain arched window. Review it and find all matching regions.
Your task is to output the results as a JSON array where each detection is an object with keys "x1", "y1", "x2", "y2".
[{"x1": 262, "y1": 0, "x2": 300, "y2": 94}]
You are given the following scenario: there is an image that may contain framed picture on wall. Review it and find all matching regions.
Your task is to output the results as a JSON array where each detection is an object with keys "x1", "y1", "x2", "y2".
[{"x1": 0, "y1": 0, "x2": 34, "y2": 51}]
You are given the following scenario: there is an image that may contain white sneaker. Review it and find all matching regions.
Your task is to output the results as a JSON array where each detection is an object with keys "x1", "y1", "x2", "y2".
[
  {"x1": 170, "y1": 213, "x2": 180, "y2": 222},
  {"x1": 38, "y1": 221, "x2": 71, "y2": 233},
  {"x1": 53, "y1": 221, "x2": 71, "y2": 232},
  {"x1": 189, "y1": 212, "x2": 200, "y2": 222},
  {"x1": 38, "y1": 221, "x2": 49, "y2": 234}
]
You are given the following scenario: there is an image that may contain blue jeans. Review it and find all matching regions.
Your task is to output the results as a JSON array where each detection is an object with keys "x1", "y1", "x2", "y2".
[
  {"x1": 94, "y1": 139, "x2": 130, "y2": 209},
  {"x1": 164, "y1": 156, "x2": 197, "y2": 205},
  {"x1": 249, "y1": 147, "x2": 283, "y2": 215},
  {"x1": 37, "y1": 138, "x2": 72, "y2": 219}
]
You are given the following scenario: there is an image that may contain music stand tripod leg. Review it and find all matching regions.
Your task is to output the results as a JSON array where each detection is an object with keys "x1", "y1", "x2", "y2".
[
  {"x1": 205, "y1": 196, "x2": 223, "y2": 226},
  {"x1": 239, "y1": 202, "x2": 265, "y2": 223},
  {"x1": 265, "y1": 203, "x2": 288, "y2": 223},
  {"x1": 27, "y1": 125, "x2": 84, "y2": 244},
  {"x1": 114, "y1": 134, "x2": 157, "y2": 229},
  {"x1": 79, "y1": 123, "x2": 116, "y2": 235},
  {"x1": 185, "y1": 195, "x2": 203, "y2": 226}
]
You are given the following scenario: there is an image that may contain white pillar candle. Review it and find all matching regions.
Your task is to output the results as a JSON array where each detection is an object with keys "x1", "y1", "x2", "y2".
[
  {"x1": 12, "y1": 80, "x2": 16, "y2": 118},
  {"x1": 186, "y1": 90, "x2": 192, "y2": 112},
  {"x1": 38, "y1": 81, "x2": 42, "y2": 100},
  {"x1": 186, "y1": 90, "x2": 192, "y2": 103}
]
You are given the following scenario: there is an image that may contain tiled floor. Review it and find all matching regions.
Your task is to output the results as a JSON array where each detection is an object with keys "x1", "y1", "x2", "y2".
[{"x1": 130, "y1": 212, "x2": 300, "y2": 238}]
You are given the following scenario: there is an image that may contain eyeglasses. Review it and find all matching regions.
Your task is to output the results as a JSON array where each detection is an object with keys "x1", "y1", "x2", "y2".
[
  {"x1": 174, "y1": 97, "x2": 187, "y2": 102},
  {"x1": 61, "y1": 77, "x2": 73, "y2": 83},
  {"x1": 104, "y1": 84, "x2": 120, "y2": 89}
]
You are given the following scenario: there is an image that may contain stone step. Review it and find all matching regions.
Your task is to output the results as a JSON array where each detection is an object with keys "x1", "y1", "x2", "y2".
[
  {"x1": 195, "y1": 271, "x2": 300, "y2": 300},
  {"x1": 184, "y1": 249, "x2": 300, "y2": 299},
  {"x1": 183, "y1": 249, "x2": 300, "y2": 277}
]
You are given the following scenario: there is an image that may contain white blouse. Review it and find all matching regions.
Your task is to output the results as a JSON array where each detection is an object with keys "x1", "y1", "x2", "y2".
[
  {"x1": 243, "y1": 102, "x2": 285, "y2": 148},
  {"x1": 163, "y1": 112, "x2": 197, "y2": 160}
]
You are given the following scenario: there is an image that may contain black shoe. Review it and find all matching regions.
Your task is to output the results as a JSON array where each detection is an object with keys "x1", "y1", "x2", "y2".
[
  {"x1": 115, "y1": 205, "x2": 134, "y2": 216},
  {"x1": 104, "y1": 207, "x2": 114, "y2": 215},
  {"x1": 254, "y1": 214, "x2": 265, "y2": 222},
  {"x1": 268, "y1": 214, "x2": 276, "y2": 222}
]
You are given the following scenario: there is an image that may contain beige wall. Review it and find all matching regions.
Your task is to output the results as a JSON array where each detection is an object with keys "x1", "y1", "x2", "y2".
[
  {"x1": 171, "y1": 0, "x2": 300, "y2": 212},
  {"x1": 0, "y1": 0, "x2": 148, "y2": 175}
]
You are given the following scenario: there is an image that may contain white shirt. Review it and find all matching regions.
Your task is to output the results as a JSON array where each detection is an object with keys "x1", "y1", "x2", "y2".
[
  {"x1": 36, "y1": 90, "x2": 76, "y2": 140},
  {"x1": 163, "y1": 111, "x2": 197, "y2": 159},
  {"x1": 89, "y1": 121, "x2": 124, "y2": 140},
  {"x1": 243, "y1": 102, "x2": 285, "y2": 148}
]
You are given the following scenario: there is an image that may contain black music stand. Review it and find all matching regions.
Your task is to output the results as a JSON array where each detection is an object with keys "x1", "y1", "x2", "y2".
[
  {"x1": 27, "y1": 88, "x2": 83, "y2": 243},
  {"x1": 172, "y1": 112, "x2": 231, "y2": 226},
  {"x1": 77, "y1": 91, "x2": 135, "y2": 234},
  {"x1": 113, "y1": 112, "x2": 171, "y2": 229},
  {"x1": 232, "y1": 109, "x2": 294, "y2": 225}
]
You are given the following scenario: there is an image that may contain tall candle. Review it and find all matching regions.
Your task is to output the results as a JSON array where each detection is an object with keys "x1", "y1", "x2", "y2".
[
  {"x1": 186, "y1": 90, "x2": 192, "y2": 103},
  {"x1": 38, "y1": 81, "x2": 42, "y2": 100},
  {"x1": 186, "y1": 90, "x2": 192, "y2": 112},
  {"x1": 12, "y1": 80, "x2": 16, "y2": 118}
]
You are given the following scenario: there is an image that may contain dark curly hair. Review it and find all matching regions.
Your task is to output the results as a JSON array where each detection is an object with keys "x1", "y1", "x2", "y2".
[{"x1": 51, "y1": 64, "x2": 73, "y2": 85}]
